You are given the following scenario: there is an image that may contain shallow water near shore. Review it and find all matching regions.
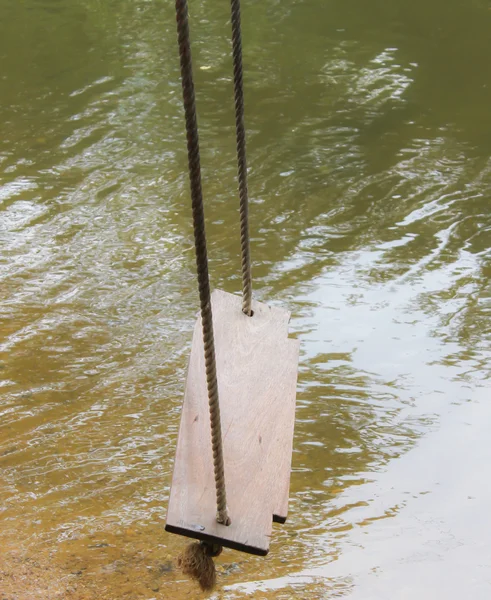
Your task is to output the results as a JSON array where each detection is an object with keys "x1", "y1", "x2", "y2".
[{"x1": 1, "y1": 0, "x2": 490, "y2": 598}]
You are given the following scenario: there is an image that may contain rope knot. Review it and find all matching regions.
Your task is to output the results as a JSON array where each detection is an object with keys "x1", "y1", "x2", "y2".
[{"x1": 177, "y1": 541, "x2": 223, "y2": 591}]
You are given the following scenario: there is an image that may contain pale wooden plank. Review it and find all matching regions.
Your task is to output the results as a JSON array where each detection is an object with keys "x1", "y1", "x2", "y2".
[{"x1": 165, "y1": 290, "x2": 299, "y2": 555}]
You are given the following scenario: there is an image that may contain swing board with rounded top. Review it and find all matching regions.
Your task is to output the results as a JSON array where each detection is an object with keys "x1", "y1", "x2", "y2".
[{"x1": 165, "y1": 289, "x2": 299, "y2": 555}]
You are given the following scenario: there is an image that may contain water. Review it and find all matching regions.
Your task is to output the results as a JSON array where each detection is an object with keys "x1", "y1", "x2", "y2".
[{"x1": 1, "y1": 0, "x2": 490, "y2": 598}]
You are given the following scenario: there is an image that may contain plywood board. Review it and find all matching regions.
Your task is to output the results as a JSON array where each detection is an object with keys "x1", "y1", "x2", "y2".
[{"x1": 165, "y1": 289, "x2": 299, "y2": 555}]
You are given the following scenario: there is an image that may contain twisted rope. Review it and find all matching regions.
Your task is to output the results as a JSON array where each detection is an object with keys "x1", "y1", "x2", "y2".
[
  {"x1": 230, "y1": 0, "x2": 253, "y2": 317},
  {"x1": 175, "y1": 0, "x2": 230, "y2": 527}
]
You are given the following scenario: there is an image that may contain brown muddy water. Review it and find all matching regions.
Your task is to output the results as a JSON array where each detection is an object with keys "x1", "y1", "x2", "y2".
[{"x1": 1, "y1": 1, "x2": 490, "y2": 598}]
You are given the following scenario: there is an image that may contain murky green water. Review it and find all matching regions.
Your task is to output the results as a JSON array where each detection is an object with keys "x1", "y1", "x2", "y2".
[{"x1": 1, "y1": 1, "x2": 490, "y2": 598}]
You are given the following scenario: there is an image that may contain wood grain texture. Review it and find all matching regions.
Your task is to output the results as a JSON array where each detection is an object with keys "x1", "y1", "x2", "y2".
[{"x1": 165, "y1": 290, "x2": 299, "y2": 555}]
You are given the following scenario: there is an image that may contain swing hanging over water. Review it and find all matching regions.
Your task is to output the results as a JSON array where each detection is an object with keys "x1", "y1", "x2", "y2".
[{"x1": 165, "y1": 0, "x2": 299, "y2": 561}]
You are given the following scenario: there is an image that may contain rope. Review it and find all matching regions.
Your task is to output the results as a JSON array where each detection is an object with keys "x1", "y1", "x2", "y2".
[
  {"x1": 230, "y1": 0, "x2": 253, "y2": 317},
  {"x1": 177, "y1": 541, "x2": 222, "y2": 591},
  {"x1": 175, "y1": 0, "x2": 230, "y2": 527}
]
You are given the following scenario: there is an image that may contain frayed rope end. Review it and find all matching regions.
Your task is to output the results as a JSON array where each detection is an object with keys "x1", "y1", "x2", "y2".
[{"x1": 177, "y1": 541, "x2": 223, "y2": 592}]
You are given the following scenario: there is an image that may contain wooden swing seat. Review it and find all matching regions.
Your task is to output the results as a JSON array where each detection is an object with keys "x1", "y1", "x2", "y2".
[{"x1": 165, "y1": 289, "x2": 299, "y2": 555}]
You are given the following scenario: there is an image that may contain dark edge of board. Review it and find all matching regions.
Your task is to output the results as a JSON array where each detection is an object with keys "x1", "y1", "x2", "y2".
[
  {"x1": 273, "y1": 513, "x2": 287, "y2": 524},
  {"x1": 165, "y1": 524, "x2": 269, "y2": 557}
]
